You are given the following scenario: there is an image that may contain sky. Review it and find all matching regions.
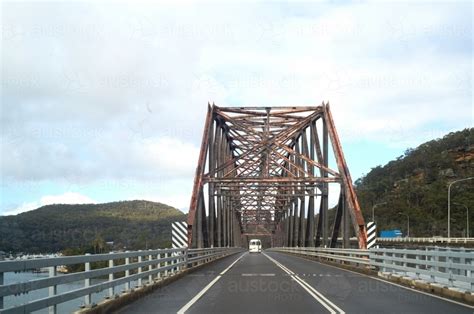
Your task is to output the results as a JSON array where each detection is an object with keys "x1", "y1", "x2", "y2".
[{"x1": 1, "y1": 1, "x2": 472, "y2": 216}]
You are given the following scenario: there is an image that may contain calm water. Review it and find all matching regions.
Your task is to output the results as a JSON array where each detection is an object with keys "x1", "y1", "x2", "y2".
[{"x1": 3, "y1": 271, "x2": 139, "y2": 313}]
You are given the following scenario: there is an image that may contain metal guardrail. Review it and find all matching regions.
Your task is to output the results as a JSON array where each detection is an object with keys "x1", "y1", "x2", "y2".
[
  {"x1": 376, "y1": 237, "x2": 474, "y2": 244},
  {"x1": 268, "y1": 247, "x2": 370, "y2": 266},
  {"x1": 0, "y1": 247, "x2": 241, "y2": 314},
  {"x1": 370, "y1": 247, "x2": 474, "y2": 291}
]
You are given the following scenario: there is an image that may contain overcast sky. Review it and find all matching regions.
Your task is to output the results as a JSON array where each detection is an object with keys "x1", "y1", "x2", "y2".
[{"x1": 1, "y1": 1, "x2": 472, "y2": 215}]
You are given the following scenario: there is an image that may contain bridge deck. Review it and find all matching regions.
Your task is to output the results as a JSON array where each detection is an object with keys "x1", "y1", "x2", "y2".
[{"x1": 116, "y1": 252, "x2": 472, "y2": 314}]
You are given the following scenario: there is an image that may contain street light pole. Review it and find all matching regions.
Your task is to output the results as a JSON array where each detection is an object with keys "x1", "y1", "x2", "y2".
[
  {"x1": 371, "y1": 202, "x2": 387, "y2": 223},
  {"x1": 454, "y1": 202, "x2": 470, "y2": 238},
  {"x1": 448, "y1": 177, "x2": 474, "y2": 238},
  {"x1": 398, "y1": 212, "x2": 410, "y2": 237}
]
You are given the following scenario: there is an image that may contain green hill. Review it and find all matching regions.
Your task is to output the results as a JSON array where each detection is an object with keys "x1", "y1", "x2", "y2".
[
  {"x1": 355, "y1": 128, "x2": 474, "y2": 237},
  {"x1": 0, "y1": 200, "x2": 187, "y2": 253}
]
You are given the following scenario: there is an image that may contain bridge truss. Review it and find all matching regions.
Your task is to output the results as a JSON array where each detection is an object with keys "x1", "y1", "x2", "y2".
[{"x1": 187, "y1": 103, "x2": 367, "y2": 249}]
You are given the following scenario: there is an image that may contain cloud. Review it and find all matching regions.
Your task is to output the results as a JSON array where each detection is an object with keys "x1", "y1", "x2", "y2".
[
  {"x1": 1, "y1": 1, "x2": 472, "y2": 212},
  {"x1": 3, "y1": 192, "x2": 96, "y2": 216}
]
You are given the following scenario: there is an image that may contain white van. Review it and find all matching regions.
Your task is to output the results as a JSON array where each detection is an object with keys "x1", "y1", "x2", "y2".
[{"x1": 249, "y1": 239, "x2": 262, "y2": 253}]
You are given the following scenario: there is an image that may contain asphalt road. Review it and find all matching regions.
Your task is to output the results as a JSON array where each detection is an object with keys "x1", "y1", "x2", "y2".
[{"x1": 116, "y1": 251, "x2": 473, "y2": 314}]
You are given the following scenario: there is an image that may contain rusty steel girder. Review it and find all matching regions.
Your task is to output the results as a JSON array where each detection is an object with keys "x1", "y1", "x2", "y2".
[{"x1": 187, "y1": 103, "x2": 367, "y2": 249}]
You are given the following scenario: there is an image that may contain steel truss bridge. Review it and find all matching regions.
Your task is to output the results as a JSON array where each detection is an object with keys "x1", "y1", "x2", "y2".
[
  {"x1": 1, "y1": 104, "x2": 472, "y2": 313},
  {"x1": 188, "y1": 103, "x2": 367, "y2": 249}
]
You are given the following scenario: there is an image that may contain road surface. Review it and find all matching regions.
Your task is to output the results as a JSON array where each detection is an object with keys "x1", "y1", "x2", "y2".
[{"x1": 117, "y1": 251, "x2": 473, "y2": 314}]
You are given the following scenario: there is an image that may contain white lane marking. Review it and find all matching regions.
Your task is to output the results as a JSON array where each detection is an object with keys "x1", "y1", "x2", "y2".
[
  {"x1": 241, "y1": 273, "x2": 276, "y2": 277},
  {"x1": 264, "y1": 253, "x2": 345, "y2": 314},
  {"x1": 266, "y1": 254, "x2": 344, "y2": 314},
  {"x1": 276, "y1": 251, "x2": 474, "y2": 310},
  {"x1": 177, "y1": 253, "x2": 246, "y2": 314}
]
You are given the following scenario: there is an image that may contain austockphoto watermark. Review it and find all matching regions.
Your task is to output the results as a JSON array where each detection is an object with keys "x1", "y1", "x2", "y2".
[
  {"x1": 358, "y1": 280, "x2": 432, "y2": 302},
  {"x1": 386, "y1": 19, "x2": 470, "y2": 41},
  {"x1": 226, "y1": 277, "x2": 300, "y2": 295},
  {"x1": 61, "y1": 73, "x2": 170, "y2": 93},
  {"x1": 98, "y1": 75, "x2": 169, "y2": 90},
  {"x1": 129, "y1": 19, "x2": 235, "y2": 42},
  {"x1": 257, "y1": 20, "x2": 363, "y2": 44},
  {"x1": 2, "y1": 23, "x2": 106, "y2": 41},
  {"x1": 2, "y1": 74, "x2": 41, "y2": 89},
  {"x1": 3, "y1": 126, "x2": 103, "y2": 143}
]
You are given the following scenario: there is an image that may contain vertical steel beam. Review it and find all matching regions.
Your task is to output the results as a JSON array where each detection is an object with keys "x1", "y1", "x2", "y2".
[
  {"x1": 187, "y1": 104, "x2": 213, "y2": 247},
  {"x1": 216, "y1": 126, "x2": 222, "y2": 247},
  {"x1": 315, "y1": 197, "x2": 323, "y2": 247},
  {"x1": 223, "y1": 194, "x2": 228, "y2": 247},
  {"x1": 285, "y1": 208, "x2": 290, "y2": 246},
  {"x1": 305, "y1": 126, "x2": 315, "y2": 247},
  {"x1": 298, "y1": 195, "x2": 305, "y2": 247},
  {"x1": 292, "y1": 201, "x2": 299, "y2": 247},
  {"x1": 208, "y1": 120, "x2": 215, "y2": 247},
  {"x1": 330, "y1": 191, "x2": 344, "y2": 248},
  {"x1": 195, "y1": 190, "x2": 203, "y2": 248},
  {"x1": 343, "y1": 189, "x2": 350, "y2": 248},
  {"x1": 288, "y1": 202, "x2": 294, "y2": 246},
  {"x1": 296, "y1": 137, "x2": 305, "y2": 247},
  {"x1": 200, "y1": 189, "x2": 209, "y2": 247},
  {"x1": 322, "y1": 114, "x2": 329, "y2": 247}
]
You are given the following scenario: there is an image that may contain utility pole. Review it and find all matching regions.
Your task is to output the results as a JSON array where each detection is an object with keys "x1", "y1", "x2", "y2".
[{"x1": 372, "y1": 202, "x2": 387, "y2": 223}]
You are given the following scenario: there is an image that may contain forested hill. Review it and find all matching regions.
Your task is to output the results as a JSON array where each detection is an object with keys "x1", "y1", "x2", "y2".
[
  {"x1": 355, "y1": 128, "x2": 474, "y2": 237},
  {"x1": 0, "y1": 200, "x2": 186, "y2": 253}
]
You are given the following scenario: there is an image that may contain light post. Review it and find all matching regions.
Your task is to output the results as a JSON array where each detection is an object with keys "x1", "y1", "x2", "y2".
[
  {"x1": 454, "y1": 202, "x2": 469, "y2": 238},
  {"x1": 448, "y1": 177, "x2": 474, "y2": 238},
  {"x1": 398, "y1": 212, "x2": 410, "y2": 237},
  {"x1": 371, "y1": 202, "x2": 387, "y2": 223}
]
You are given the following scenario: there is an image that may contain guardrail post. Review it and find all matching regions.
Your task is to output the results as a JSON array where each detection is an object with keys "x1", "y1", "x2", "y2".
[
  {"x1": 148, "y1": 250, "x2": 153, "y2": 284},
  {"x1": 108, "y1": 253, "x2": 114, "y2": 298},
  {"x1": 0, "y1": 270, "x2": 3, "y2": 309},
  {"x1": 447, "y1": 249, "x2": 454, "y2": 287},
  {"x1": 164, "y1": 252, "x2": 169, "y2": 277},
  {"x1": 48, "y1": 266, "x2": 57, "y2": 314},
  {"x1": 469, "y1": 259, "x2": 474, "y2": 291},
  {"x1": 84, "y1": 253, "x2": 91, "y2": 307},
  {"x1": 427, "y1": 248, "x2": 435, "y2": 283},
  {"x1": 382, "y1": 251, "x2": 387, "y2": 272},
  {"x1": 415, "y1": 253, "x2": 420, "y2": 279},
  {"x1": 125, "y1": 253, "x2": 130, "y2": 292},
  {"x1": 138, "y1": 251, "x2": 143, "y2": 287},
  {"x1": 403, "y1": 250, "x2": 407, "y2": 275},
  {"x1": 157, "y1": 252, "x2": 161, "y2": 281},
  {"x1": 434, "y1": 247, "x2": 439, "y2": 273},
  {"x1": 184, "y1": 248, "x2": 189, "y2": 269},
  {"x1": 171, "y1": 252, "x2": 176, "y2": 274}
]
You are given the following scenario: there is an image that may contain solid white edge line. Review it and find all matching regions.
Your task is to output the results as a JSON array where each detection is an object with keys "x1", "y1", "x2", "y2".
[
  {"x1": 177, "y1": 252, "x2": 246, "y2": 314},
  {"x1": 293, "y1": 275, "x2": 346, "y2": 314},
  {"x1": 263, "y1": 252, "x2": 343, "y2": 314},
  {"x1": 271, "y1": 250, "x2": 474, "y2": 310},
  {"x1": 266, "y1": 253, "x2": 345, "y2": 314}
]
